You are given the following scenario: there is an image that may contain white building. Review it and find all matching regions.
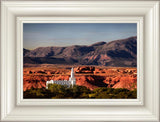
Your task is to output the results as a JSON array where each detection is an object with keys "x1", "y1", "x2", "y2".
[{"x1": 46, "y1": 67, "x2": 76, "y2": 89}]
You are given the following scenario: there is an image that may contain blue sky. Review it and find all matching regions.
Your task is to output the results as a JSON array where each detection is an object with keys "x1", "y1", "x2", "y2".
[{"x1": 23, "y1": 23, "x2": 137, "y2": 49}]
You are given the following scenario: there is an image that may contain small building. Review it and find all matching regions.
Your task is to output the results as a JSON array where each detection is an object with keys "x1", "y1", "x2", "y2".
[{"x1": 46, "y1": 67, "x2": 76, "y2": 89}]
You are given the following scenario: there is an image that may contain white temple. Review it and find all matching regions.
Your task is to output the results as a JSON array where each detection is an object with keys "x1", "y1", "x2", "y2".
[{"x1": 46, "y1": 67, "x2": 76, "y2": 89}]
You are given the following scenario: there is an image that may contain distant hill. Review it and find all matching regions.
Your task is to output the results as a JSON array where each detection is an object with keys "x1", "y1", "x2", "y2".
[{"x1": 24, "y1": 36, "x2": 137, "y2": 67}]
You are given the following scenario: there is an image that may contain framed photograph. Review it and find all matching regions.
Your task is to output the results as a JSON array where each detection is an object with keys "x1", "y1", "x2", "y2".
[
  {"x1": 23, "y1": 22, "x2": 138, "y2": 100},
  {"x1": 1, "y1": 0, "x2": 159, "y2": 122}
]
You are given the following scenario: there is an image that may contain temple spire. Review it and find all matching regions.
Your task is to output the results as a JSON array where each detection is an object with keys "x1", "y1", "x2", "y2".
[
  {"x1": 69, "y1": 67, "x2": 76, "y2": 87},
  {"x1": 71, "y1": 67, "x2": 74, "y2": 78}
]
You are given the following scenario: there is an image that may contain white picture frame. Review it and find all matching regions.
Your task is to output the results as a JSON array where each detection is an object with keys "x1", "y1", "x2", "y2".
[
  {"x1": 1, "y1": 0, "x2": 159, "y2": 121},
  {"x1": 17, "y1": 17, "x2": 143, "y2": 106}
]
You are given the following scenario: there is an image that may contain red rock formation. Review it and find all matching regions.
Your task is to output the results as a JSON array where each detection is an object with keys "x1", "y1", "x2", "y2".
[
  {"x1": 23, "y1": 65, "x2": 137, "y2": 91},
  {"x1": 112, "y1": 76, "x2": 137, "y2": 90},
  {"x1": 75, "y1": 66, "x2": 95, "y2": 73}
]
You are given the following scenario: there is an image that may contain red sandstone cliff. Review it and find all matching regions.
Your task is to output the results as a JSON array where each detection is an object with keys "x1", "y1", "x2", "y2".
[{"x1": 23, "y1": 65, "x2": 137, "y2": 91}]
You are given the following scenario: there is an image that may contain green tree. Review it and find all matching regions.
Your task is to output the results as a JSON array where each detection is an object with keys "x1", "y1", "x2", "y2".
[{"x1": 24, "y1": 85, "x2": 137, "y2": 99}]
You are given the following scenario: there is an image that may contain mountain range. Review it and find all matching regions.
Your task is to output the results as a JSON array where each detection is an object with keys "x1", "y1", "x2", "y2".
[{"x1": 23, "y1": 36, "x2": 137, "y2": 67}]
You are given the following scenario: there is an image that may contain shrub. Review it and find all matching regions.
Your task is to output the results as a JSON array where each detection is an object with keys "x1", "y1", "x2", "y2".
[{"x1": 24, "y1": 85, "x2": 137, "y2": 99}]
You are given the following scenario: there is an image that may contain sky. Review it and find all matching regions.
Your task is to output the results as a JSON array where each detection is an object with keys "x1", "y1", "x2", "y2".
[{"x1": 23, "y1": 23, "x2": 137, "y2": 50}]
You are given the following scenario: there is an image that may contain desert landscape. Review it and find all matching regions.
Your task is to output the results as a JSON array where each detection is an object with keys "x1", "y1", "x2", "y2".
[
  {"x1": 23, "y1": 37, "x2": 137, "y2": 98},
  {"x1": 23, "y1": 64, "x2": 137, "y2": 91},
  {"x1": 23, "y1": 23, "x2": 137, "y2": 99}
]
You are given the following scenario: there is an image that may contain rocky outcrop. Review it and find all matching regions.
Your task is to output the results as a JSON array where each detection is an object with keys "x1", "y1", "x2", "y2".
[
  {"x1": 75, "y1": 66, "x2": 95, "y2": 73},
  {"x1": 112, "y1": 76, "x2": 137, "y2": 90}
]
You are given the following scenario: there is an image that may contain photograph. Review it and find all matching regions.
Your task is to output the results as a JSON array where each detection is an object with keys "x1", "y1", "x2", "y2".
[{"x1": 23, "y1": 23, "x2": 137, "y2": 99}]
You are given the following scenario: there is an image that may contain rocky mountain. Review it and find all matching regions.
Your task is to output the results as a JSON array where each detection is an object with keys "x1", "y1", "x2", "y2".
[
  {"x1": 23, "y1": 48, "x2": 30, "y2": 56},
  {"x1": 24, "y1": 36, "x2": 137, "y2": 67}
]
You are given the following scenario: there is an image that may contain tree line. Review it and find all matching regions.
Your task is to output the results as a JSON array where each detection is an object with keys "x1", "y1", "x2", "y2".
[{"x1": 24, "y1": 84, "x2": 137, "y2": 99}]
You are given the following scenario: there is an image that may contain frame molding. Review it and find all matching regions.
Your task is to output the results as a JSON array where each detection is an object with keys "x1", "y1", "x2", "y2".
[
  {"x1": 17, "y1": 16, "x2": 143, "y2": 106},
  {"x1": 1, "y1": 0, "x2": 159, "y2": 121}
]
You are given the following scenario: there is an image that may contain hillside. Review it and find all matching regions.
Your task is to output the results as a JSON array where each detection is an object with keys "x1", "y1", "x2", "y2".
[{"x1": 24, "y1": 36, "x2": 137, "y2": 67}]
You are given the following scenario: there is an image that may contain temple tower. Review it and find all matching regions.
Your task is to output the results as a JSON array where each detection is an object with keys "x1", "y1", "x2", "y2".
[{"x1": 69, "y1": 67, "x2": 76, "y2": 86}]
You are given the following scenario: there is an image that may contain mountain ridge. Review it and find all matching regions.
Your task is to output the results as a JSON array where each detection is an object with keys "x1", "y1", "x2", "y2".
[{"x1": 24, "y1": 36, "x2": 137, "y2": 67}]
